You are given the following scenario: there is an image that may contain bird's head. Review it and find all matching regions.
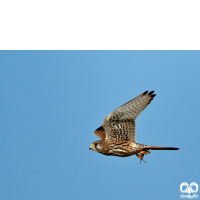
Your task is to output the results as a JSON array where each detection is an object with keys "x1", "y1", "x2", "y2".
[{"x1": 89, "y1": 141, "x2": 103, "y2": 153}]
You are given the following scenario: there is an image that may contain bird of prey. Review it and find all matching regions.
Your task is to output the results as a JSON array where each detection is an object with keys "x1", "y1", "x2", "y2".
[{"x1": 89, "y1": 91, "x2": 179, "y2": 163}]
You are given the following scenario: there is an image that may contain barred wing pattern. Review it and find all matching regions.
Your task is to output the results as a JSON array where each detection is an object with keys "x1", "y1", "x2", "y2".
[{"x1": 102, "y1": 91, "x2": 156, "y2": 143}]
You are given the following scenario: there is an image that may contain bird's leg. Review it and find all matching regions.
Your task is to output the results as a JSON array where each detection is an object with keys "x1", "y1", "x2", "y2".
[{"x1": 141, "y1": 159, "x2": 146, "y2": 164}]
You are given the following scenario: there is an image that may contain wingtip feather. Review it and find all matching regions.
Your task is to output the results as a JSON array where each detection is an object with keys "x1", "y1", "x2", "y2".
[{"x1": 143, "y1": 90, "x2": 148, "y2": 95}]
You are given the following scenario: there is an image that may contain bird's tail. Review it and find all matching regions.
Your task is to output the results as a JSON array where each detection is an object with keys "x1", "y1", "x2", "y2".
[{"x1": 142, "y1": 146, "x2": 179, "y2": 151}]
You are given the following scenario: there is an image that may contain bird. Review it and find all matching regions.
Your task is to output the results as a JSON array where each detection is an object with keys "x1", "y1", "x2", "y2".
[{"x1": 89, "y1": 90, "x2": 179, "y2": 163}]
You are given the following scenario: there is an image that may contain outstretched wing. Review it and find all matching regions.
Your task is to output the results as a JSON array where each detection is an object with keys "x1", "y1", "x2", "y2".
[{"x1": 102, "y1": 91, "x2": 156, "y2": 143}]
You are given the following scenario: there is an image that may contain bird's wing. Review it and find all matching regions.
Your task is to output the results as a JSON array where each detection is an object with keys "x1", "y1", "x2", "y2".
[
  {"x1": 102, "y1": 91, "x2": 156, "y2": 142},
  {"x1": 94, "y1": 126, "x2": 106, "y2": 140}
]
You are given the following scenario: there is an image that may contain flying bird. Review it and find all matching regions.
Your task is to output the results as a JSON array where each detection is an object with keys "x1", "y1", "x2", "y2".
[{"x1": 89, "y1": 91, "x2": 179, "y2": 163}]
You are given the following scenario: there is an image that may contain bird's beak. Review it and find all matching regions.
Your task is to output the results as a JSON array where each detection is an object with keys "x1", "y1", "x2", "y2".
[{"x1": 89, "y1": 144, "x2": 94, "y2": 150}]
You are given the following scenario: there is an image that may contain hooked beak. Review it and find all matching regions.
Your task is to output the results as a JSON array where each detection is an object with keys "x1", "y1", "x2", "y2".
[{"x1": 89, "y1": 143, "x2": 95, "y2": 150}]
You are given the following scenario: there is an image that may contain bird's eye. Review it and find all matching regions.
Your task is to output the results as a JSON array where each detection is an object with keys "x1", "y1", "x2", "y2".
[{"x1": 95, "y1": 144, "x2": 100, "y2": 150}]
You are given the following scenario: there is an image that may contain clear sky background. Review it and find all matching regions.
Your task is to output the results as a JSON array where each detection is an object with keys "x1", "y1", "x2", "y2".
[{"x1": 0, "y1": 51, "x2": 200, "y2": 200}]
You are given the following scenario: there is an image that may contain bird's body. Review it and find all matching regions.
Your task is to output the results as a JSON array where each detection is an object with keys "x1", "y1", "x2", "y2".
[
  {"x1": 89, "y1": 91, "x2": 179, "y2": 163},
  {"x1": 91, "y1": 139, "x2": 147, "y2": 157}
]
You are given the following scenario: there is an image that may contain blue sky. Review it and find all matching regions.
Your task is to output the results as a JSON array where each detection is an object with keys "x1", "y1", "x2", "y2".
[{"x1": 0, "y1": 51, "x2": 200, "y2": 200}]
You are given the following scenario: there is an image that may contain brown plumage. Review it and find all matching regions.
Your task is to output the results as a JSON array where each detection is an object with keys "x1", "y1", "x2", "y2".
[{"x1": 89, "y1": 91, "x2": 179, "y2": 163}]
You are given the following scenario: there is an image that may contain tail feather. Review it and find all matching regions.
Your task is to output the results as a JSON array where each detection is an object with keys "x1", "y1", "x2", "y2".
[{"x1": 142, "y1": 146, "x2": 179, "y2": 151}]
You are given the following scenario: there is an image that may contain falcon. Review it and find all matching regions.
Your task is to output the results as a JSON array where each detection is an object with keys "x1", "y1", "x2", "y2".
[{"x1": 89, "y1": 91, "x2": 179, "y2": 163}]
